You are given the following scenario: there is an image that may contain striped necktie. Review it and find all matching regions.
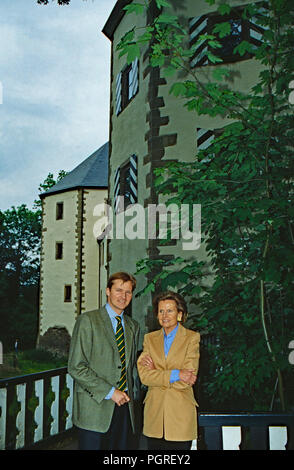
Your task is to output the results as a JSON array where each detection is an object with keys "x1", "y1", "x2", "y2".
[{"x1": 115, "y1": 316, "x2": 126, "y2": 391}]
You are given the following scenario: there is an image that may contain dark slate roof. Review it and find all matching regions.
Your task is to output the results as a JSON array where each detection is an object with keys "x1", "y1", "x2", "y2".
[
  {"x1": 40, "y1": 142, "x2": 109, "y2": 198},
  {"x1": 102, "y1": 0, "x2": 131, "y2": 40}
]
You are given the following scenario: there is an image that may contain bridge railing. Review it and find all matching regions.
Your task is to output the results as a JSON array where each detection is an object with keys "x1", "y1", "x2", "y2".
[{"x1": 0, "y1": 368, "x2": 293, "y2": 450}]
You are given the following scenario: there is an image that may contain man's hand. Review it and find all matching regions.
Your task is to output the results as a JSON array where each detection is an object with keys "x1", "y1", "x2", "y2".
[
  {"x1": 140, "y1": 354, "x2": 155, "y2": 370},
  {"x1": 179, "y1": 369, "x2": 197, "y2": 386},
  {"x1": 111, "y1": 389, "x2": 130, "y2": 406}
]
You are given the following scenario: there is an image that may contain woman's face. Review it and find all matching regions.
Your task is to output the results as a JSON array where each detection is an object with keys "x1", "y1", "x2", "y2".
[{"x1": 157, "y1": 299, "x2": 182, "y2": 335}]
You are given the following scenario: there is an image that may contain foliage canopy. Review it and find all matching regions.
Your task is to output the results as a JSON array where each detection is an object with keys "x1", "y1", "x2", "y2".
[{"x1": 118, "y1": 0, "x2": 294, "y2": 411}]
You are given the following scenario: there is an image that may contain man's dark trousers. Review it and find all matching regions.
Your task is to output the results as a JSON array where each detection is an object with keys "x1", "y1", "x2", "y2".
[{"x1": 78, "y1": 403, "x2": 132, "y2": 450}]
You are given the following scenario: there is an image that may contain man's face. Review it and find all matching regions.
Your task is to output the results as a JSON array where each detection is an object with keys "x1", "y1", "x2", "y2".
[{"x1": 106, "y1": 279, "x2": 133, "y2": 315}]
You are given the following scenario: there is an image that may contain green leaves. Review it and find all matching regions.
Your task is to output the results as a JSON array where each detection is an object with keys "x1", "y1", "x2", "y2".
[
  {"x1": 125, "y1": 43, "x2": 141, "y2": 64},
  {"x1": 155, "y1": 0, "x2": 171, "y2": 8},
  {"x1": 234, "y1": 40, "x2": 254, "y2": 56},
  {"x1": 169, "y1": 82, "x2": 187, "y2": 97},
  {"x1": 156, "y1": 14, "x2": 179, "y2": 25},
  {"x1": 212, "y1": 21, "x2": 232, "y2": 38},
  {"x1": 217, "y1": 3, "x2": 231, "y2": 15},
  {"x1": 206, "y1": 50, "x2": 223, "y2": 64},
  {"x1": 123, "y1": 3, "x2": 145, "y2": 15},
  {"x1": 212, "y1": 67, "x2": 230, "y2": 81},
  {"x1": 118, "y1": 0, "x2": 294, "y2": 412}
]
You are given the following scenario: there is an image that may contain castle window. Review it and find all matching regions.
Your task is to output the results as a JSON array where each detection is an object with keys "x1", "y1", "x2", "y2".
[
  {"x1": 196, "y1": 127, "x2": 224, "y2": 163},
  {"x1": 211, "y1": 16, "x2": 243, "y2": 63},
  {"x1": 197, "y1": 128, "x2": 215, "y2": 151},
  {"x1": 55, "y1": 242, "x2": 63, "y2": 260},
  {"x1": 115, "y1": 58, "x2": 139, "y2": 115},
  {"x1": 56, "y1": 202, "x2": 64, "y2": 220},
  {"x1": 189, "y1": 3, "x2": 266, "y2": 67},
  {"x1": 64, "y1": 285, "x2": 72, "y2": 302},
  {"x1": 114, "y1": 154, "x2": 138, "y2": 213}
]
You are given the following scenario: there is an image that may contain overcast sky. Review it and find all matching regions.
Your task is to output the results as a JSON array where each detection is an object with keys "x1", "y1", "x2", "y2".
[{"x1": 0, "y1": 0, "x2": 117, "y2": 211}]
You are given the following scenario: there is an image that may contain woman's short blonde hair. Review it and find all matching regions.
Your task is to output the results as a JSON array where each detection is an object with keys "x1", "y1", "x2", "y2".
[{"x1": 153, "y1": 291, "x2": 188, "y2": 323}]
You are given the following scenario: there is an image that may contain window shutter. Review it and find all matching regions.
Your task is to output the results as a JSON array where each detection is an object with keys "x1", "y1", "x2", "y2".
[
  {"x1": 189, "y1": 15, "x2": 209, "y2": 68},
  {"x1": 129, "y1": 154, "x2": 138, "y2": 204},
  {"x1": 128, "y1": 58, "x2": 139, "y2": 100},
  {"x1": 197, "y1": 128, "x2": 215, "y2": 151},
  {"x1": 115, "y1": 72, "x2": 122, "y2": 115},
  {"x1": 114, "y1": 167, "x2": 120, "y2": 213},
  {"x1": 248, "y1": 13, "x2": 266, "y2": 48}
]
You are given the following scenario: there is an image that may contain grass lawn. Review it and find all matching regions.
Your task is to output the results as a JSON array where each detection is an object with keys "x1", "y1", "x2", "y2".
[{"x1": 0, "y1": 349, "x2": 68, "y2": 379}]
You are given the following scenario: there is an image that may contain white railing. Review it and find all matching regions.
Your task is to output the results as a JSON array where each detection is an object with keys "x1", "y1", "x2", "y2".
[
  {"x1": 0, "y1": 368, "x2": 293, "y2": 450},
  {"x1": 195, "y1": 412, "x2": 294, "y2": 450},
  {"x1": 0, "y1": 367, "x2": 73, "y2": 450}
]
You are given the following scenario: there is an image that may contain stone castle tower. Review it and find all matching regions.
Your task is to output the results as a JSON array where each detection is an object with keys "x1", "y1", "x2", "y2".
[{"x1": 38, "y1": 143, "x2": 108, "y2": 355}]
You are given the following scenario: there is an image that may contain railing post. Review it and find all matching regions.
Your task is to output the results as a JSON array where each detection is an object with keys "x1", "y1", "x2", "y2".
[
  {"x1": 50, "y1": 375, "x2": 59, "y2": 436},
  {"x1": 0, "y1": 387, "x2": 7, "y2": 450},
  {"x1": 6, "y1": 383, "x2": 19, "y2": 449},
  {"x1": 34, "y1": 379, "x2": 44, "y2": 443},
  {"x1": 269, "y1": 426, "x2": 288, "y2": 450},
  {"x1": 222, "y1": 426, "x2": 242, "y2": 450},
  {"x1": 65, "y1": 373, "x2": 73, "y2": 430},
  {"x1": 15, "y1": 383, "x2": 26, "y2": 449}
]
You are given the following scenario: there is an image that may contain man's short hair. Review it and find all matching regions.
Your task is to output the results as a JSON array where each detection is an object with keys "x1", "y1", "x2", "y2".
[{"x1": 107, "y1": 272, "x2": 137, "y2": 292}]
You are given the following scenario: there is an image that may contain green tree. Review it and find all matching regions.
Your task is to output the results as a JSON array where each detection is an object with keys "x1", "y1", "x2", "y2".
[
  {"x1": 33, "y1": 170, "x2": 68, "y2": 210},
  {"x1": 0, "y1": 205, "x2": 41, "y2": 350},
  {"x1": 119, "y1": 0, "x2": 294, "y2": 411},
  {"x1": 0, "y1": 171, "x2": 68, "y2": 351}
]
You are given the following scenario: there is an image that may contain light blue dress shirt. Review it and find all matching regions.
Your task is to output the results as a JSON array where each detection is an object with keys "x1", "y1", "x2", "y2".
[
  {"x1": 105, "y1": 312, "x2": 180, "y2": 399},
  {"x1": 163, "y1": 324, "x2": 180, "y2": 383},
  {"x1": 104, "y1": 303, "x2": 127, "y2": 400}
]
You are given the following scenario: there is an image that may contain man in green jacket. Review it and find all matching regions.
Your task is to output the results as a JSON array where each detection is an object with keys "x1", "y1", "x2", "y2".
[{"x1": 68, "y1": 272, "x2": 140, "y2": 450}]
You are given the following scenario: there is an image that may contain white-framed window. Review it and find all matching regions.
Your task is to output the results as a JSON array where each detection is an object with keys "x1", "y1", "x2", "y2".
[
  {"x1": 114, "y1": 154, "x2": 138, "y2": 213},
  {"x1": 115, "y1": 58, "x2": 139, "y2": 115},
  {"x1": 189, "y1": 3, "x2": 267, "y2": 68}
]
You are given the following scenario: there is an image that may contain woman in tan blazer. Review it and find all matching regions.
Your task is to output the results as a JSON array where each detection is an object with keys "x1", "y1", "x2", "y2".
[{"x1": 137, "y1": 291, "x2": 200, "y2": 451}]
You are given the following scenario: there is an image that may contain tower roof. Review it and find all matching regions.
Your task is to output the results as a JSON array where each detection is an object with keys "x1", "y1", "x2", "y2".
[
  {"x1": 40, "y1": 142, "x2": 109, "y2": 198},
  {"x1": 102, "y1": 0, "x2": 131, "y2": 40}
]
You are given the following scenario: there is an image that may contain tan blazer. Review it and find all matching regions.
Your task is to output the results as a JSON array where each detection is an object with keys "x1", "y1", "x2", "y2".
[
  {"x1": 68, "y1": 307, "x2": 140, "y2": 433},
  {"x1": 137, "y1": 324, "x2": 200, "y2": 442}
]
